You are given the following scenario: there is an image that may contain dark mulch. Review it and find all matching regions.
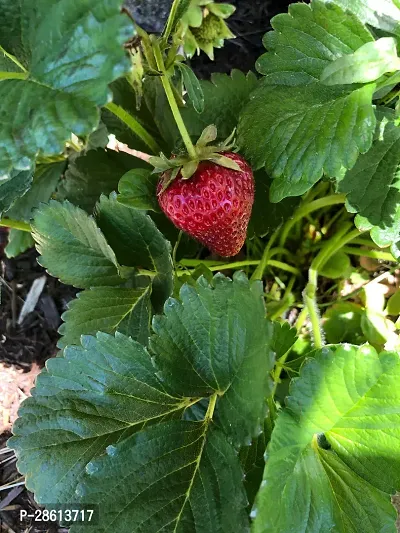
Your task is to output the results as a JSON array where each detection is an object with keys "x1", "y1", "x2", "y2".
[
  {"x1": 0, "y1": 246, "x2": 77, "y2": 369},
  {"x1": 0, "y1": 241, "x2": 77, "y2": 532}
]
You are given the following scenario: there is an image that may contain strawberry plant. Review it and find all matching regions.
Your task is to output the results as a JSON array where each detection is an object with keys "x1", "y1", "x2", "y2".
[{"x1": 3, "y1": 0, "x2": 400, "y2": 531}]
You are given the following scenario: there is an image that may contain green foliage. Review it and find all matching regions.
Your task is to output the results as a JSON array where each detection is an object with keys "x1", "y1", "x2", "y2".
[
  {"x1": 32, "y1": 200, "x2": 123, "y2": 288},
  {"x1": 151, "y1": 272, "x2": 274, "y2": 445},
  {"x1": 95, "y1": 194, "x2": 173, "y2": 311},
  {"x1": 6, "y1": 162, "x2": 66, "y2": 221},
  {"x1": 10, "y1": 273, "x2": 274, "y2": 532},
  {"x1": 178, "y1": 63, "x2": 205, "y2": 113},
  {"x1": 5, "y1": 0, "x2": 400, "y2": 530},
  {"x1": 5, "y1": 229, "x2": 34, "y2": 258},
  {"x1": 0, "y1": 0, "x2": 133, "y2": 181},
  {"x1": 238, "y1": 0, "x2": 378, "y2": 201},
  {"x1": 320, "y1": 37, "x2": 400, "y2": 86},
  {"x1": 319, "y1": 0, "x2": 400, "y2": 36},
  {"x1": 58, "y1": 285, "x2": 152, "y2": 348},
  {"x1": 319, "y1": 251, "x2": 351, "y2": 279},
  {"x1": 248, "y1": 171, "x2": 301, "y2": 237},
  {"x1": 182, "y1": 70, "x2": 258, "y2": 142},
  {"x1": 253, "y1": 344, "x2": 400, "y2": 533},
  {"x1": 323, "y1": 302, "x2": 364, "y2": 344},
  {"x1": 56, "y1": 150, "x2": 143, "y2": 214},
  {"x1": 117, "y1": 169, "x2": 159, "y2": 211},
  {"x1": 0, "y1": 169, "x2": 33, "y2": 216},
  {"x1": 340, "y1": 111, "x2": 400, "y2": 258},
  {"x1": 387, "y1": 290, "x2": 400, "y2": 316}
]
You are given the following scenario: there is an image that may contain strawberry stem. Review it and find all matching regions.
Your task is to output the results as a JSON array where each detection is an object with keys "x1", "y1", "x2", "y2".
[
  {"x1": 0, "y1": 218, "x2": 31, "y2": 232},
  {"x1": 162, "y1": 0, "x2": 183, "y2": 43},
  {"x1": 153, "y1": 42, "x2": 197, "y2": 160}
]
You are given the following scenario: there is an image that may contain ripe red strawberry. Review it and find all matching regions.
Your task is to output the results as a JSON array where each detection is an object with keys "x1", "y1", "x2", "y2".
[{"x1": 157, "y1": 152, "x2": 254, "y2": 257}]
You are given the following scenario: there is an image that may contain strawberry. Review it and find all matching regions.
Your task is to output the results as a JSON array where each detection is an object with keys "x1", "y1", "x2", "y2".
[{"x1": 157, "y1": 152, "x2": 254, "y2": 257}]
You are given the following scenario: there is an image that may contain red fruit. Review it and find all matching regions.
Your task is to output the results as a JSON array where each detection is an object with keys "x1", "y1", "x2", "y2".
[{"x1": 157, "y1": 153, "x2": 254, "y2": 257}]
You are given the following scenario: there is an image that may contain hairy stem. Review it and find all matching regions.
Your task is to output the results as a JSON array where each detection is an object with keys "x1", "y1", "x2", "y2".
[
  {"x1": 304, "y1": 224, "x2": 364, "y2": 348},
  {"x1": 0, "y1": 218, "x2": 31, "y2": 232},
  {"x1": 105, "y1": 102, "x2": 161, "y2": 155},
  {"x1": 153, "y1": 42, "x2": 197, "y2": 159}
]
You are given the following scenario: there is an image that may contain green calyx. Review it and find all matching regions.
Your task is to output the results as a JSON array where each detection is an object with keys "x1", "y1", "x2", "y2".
[
  {"x1": 180, "y1": 1, "x2": 235, "y2": 60},
  {"x1": 150, "y1": 125, "x2": 242, "y2": 193}
]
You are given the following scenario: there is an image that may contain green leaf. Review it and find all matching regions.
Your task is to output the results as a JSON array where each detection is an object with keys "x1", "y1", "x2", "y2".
[
  {"x1": 323, "y1": 302, "x2": 365, "y2": 344},
  {"x1": 5, "y1": 229, "x2": 34, "y2": 258},
  {"x1": 249, "y1": 170, "x2": 301, "y2": 237},
  {"x1": 238, "y1": 0, "x2": 378, "y2": 200},
  {"x1": 0, "y1": 0, "x2": 133, "y2": 178},
  {"x1": 271, "y1": 322, "x2": 298, "y2": 359},
  {"x1": 58, "y1": 285, "x2": 152, "y2": 348},
  {"x1": 321, "y1": 37, "x2": 400, "y2": 86},
  {"x1": 253, "y1": 344, "x2": 400, "y2": 533},
  {"x1": 239, "y1": 83, "x2": 376, "y2": 201},
  {"x1": 166, "y1": 0, "x2": 192, "y2": 34},
  {"x1": 319, "y1": 251, "x2": 351, "y2": 279},
  {"x1": 151, "y1": 272, "x2": 274, "y2": 445},
  {"x1": 208, "y1": 3, "x2": 236, "y2": 19},
  {"x1": 102, "y1": 78, "x2": 162, "y2": 152},
  {"x1": 82, "y1": 422, "x2": 249, "y2": 533},
  {"x1": 361, "y1": 310, "x2": 395, "y2": 346},
  {"x1": 182, "y1": 70, "x2": 258, "y2": 143},
  {"x1": 6, "y1": 161, "x2": 66, "y2": 221},
  {"x1": 319, "y1": 0, "x2": 400, "y2": 37},
  {"x1": 9, "y1": 332, "x2": 189, "y2": 506},
  {"x1": 32, "y1": 200, "x2": 123, "y2": 288},
  {"x1": 95, "y1": 194, "x2": 173, "y2": 311},
  {"x1": 256, "y1": 1, "x2": 373, "y2": 87},
  {"x1": 178, "y1": 63, "x2": 205, "y2": 114},
  {"x1": 117, "y1": 281, "x2": 153, "y2": 345},
  {"x1": 10, "y1": 273, "x2": 273, "y2": 531},
  {"x1": 240, "y1": 428, "x2": 269, "y2": 512},
  {"x1": 56, "y1": 149, "x2": 144, "y2": 214},
  {"x1": 0, "y1": 169, "x2": 33, "y2": 216},
  {"x1": 339, "y1": 111, "x2": 400, "y2": 255},
  {"x1": 117, "y1": 168, "x2": 159, "y2": 211},
  {"x1": 387, "y1": 290, "x2": 400, "y2": 316}
]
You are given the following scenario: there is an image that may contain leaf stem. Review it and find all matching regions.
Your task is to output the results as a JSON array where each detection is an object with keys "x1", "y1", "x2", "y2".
[
  {"x1": 0, "y1": 218, "x2": 31, "y2": 232},
  {"x1": 179, "y1": 257, "x2": 300, "y2": 275},
  {"x1": 105, "y1": 102, "x2": 161, "y2": 155},
  {"x1": 295, "y1": 307, "x2": 308, "y2": 332},
  {"x1": 172, "y1": 231, "x2": 183, "y2": 271},
  {"x1": 0, "y1": 46, "x2": 27, "y2": 73},
  {"x1": 162, "y1": 0, "x2": 182, "y2": 42},
  {"x1": 205, "y1": 393, "x2": 218, "y2": 421},
  {"x1": 153, "y1": 42, "x2": 197, "y2": 159},
  {"x1": 342, "y1": 246, "x2": 396, "y2": 262},
  {"x1": 279, "y1": 194, "x2": 346, "y2": 248},
  {"x1": 0, "y1": 71, "x2": 28, "y2": 81},
  {"x1": 304, "y1": 224, "x2": 364, "y2": 349},
  {"x1": 251, "y1": 227, "x2": 280, "y2": 281}
]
